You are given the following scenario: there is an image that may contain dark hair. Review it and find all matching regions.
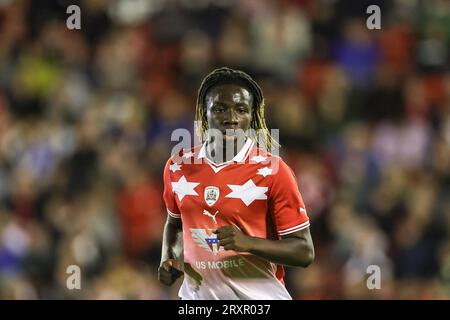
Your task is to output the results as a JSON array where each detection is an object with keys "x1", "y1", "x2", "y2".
[{"x1": 195, "y1": 67, "x2": 279, "y2": 151}]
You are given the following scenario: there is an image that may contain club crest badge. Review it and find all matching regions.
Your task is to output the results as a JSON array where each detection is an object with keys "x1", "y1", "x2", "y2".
[{"x1": 204, "y1": 186, "x2": 220, "y2": 206}]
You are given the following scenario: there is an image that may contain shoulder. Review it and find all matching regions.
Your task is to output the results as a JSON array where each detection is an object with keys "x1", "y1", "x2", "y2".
[
  {"x1": 246, "y1": 147, "x2": 297, "y2": 189},
  {"x1": 163, "y1": 145, "x2": 200, "y2": 180},
  {"x1": 166, "y1": 144, "x2": 203, "y2": 165},
  {"x1": 249, "y1": 146, "x2": 291, "y2": 171}
]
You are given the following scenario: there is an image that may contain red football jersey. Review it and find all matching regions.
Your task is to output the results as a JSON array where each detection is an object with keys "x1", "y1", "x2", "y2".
[{"x1": 163, "y1": 138, "x2": 310, "y2": 300}]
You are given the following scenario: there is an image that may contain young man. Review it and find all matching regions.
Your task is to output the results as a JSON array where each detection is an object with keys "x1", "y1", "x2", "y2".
[{"x1": 158, "y1": 67, "x2": 314, "y2": 300}]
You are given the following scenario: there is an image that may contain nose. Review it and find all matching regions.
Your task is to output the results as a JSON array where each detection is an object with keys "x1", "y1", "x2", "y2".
[{"x1": 223, "y1": 109, "x2": 239, "y2": 125}]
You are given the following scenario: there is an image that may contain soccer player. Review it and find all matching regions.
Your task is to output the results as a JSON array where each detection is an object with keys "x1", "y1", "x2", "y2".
[{"x1": 158, "y1": 67, "x2": 314, "y2": 300}]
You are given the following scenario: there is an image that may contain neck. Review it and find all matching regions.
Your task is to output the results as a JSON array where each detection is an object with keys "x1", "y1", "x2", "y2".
[{"x1": 205, "y1": 137, "x2": 247, "y2": 164}]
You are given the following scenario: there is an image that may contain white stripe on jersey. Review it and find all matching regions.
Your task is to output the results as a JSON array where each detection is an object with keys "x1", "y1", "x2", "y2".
[
  {"x1": 167, "y1": 209, "x2": 181, "y2": 219},
  {"x1": 278, "y1": 221, "x2": 310, "y2": 236}
]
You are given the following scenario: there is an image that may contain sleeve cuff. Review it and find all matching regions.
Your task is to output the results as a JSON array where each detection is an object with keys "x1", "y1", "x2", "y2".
[
  {"x1": 167, "y1": 209, "x2": 181, "y2": 219},
  {"x1": 278, "y1": 220, "x2": 310, "y2": 236}
]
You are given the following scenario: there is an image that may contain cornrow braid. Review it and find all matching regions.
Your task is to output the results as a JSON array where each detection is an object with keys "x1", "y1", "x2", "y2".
[{"x1": 195, "y1": 67, "x2": 279, "y2": 151}]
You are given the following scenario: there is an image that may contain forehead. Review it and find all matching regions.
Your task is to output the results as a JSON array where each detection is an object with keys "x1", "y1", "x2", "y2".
[{"x1": 205, "y1": 83, "x2": 253, "y2": 105}]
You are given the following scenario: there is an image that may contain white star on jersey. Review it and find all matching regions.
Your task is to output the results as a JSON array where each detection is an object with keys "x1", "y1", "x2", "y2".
[
  {"x1": 225, "y1": 179, "x2": 268, "y2": 206},
  {"x1": 257, "y1": 166, "x2": 273, "y2": 177},
  {"x1": 170, "y1": 163, "x2": 182, "y2": 172},
  {"x1": 183, "y1": 151, "x2": 195, "y2": 158},
  {"x1": 251, "y1": 155, "x2": 267, "y2": 163},
  {"x1": 172, "y1": 175, "x2": 199, "y2": 201}
]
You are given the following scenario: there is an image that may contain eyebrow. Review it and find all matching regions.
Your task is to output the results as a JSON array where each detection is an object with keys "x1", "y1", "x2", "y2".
[
  {"x1": 212, "y1": 102, "x2": 227, "y2": 107},
  {"x1": 211, "y1": 102, "x2": 250, "y2": 109}
]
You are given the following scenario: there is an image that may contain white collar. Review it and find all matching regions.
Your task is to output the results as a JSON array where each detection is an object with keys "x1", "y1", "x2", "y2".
[{"x1": 197, "y1": 137, "x2": 254, "y2": 164}]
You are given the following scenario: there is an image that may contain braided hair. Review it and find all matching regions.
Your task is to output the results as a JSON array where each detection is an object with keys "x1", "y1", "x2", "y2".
[{"x1": 195, "y1": 67, "x2": 279, "y2": 151}]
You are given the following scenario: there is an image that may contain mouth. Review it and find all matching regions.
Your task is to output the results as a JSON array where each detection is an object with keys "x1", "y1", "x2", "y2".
[
  {"x1": 222, "y1": 129, "x2": 237, "y2": 135},
  {"x1": 221, "y1": 126, "x2": 242, "y2": 135},
  {"x1": 221, "y1": 129, "x2": 242, "y2": 140}
]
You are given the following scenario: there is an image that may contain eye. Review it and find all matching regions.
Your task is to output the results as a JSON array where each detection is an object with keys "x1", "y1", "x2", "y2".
[{"x1": 238, "y1": 108, "x2": 248, "y2": 113}]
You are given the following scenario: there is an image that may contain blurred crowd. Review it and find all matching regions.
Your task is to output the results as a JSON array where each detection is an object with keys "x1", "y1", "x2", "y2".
[{"x1": 0, "y1": 0, "x2": 449, "y2": 299}]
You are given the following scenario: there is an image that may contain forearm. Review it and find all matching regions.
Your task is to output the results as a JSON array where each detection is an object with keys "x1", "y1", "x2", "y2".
[
  {"x1": 247, "y1": 237, "x2": 314, "y2": 267},
  {"x1": 160, "y1": 217, "x2": 183, "y2": 262}
]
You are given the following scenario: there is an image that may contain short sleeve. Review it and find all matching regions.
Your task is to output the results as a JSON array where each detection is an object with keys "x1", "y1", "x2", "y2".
[
  {"x1": 268, "y1": 158, "x2": 310, "y2": 237},
  {"x1": 163, "y1": 158, "x2": 181, "y2": 219}
]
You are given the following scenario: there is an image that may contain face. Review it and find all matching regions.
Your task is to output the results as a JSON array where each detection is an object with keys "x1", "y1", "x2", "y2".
[{"x1": 205, "y1": 84, "x2": 253, "y2": 142}]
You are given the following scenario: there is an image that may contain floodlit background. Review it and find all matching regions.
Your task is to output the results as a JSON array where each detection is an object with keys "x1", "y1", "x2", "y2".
[{"x1": 0, "y1": 0, "x2": 449, "y2": 299}]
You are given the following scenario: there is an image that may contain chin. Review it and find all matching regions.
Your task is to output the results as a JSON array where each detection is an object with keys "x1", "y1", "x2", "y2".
[{"x1": 223, "y1": 135, "x2": 238, "y2": 142}]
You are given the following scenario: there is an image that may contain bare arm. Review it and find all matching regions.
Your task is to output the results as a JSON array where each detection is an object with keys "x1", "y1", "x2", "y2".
[
  {"x1": 158, "y1": 215, "x2": 184, "y2": 286},
  {"x1": 215, "y1": 226, "x2": 314, "y2": 267}
]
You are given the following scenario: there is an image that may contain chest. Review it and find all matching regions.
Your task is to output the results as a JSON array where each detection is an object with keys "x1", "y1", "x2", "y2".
[{"x1": 173, "y1": 163, "x2": 272, "y2": 226}]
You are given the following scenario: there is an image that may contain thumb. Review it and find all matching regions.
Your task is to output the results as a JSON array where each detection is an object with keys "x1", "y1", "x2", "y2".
[{"x1": 167, "y1": 259, "x2": 183, "y2": 272}]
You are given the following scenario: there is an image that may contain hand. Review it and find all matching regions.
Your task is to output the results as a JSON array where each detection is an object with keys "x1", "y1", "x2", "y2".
[
  {"x1": 214, "y1": 225, "x2": 253, "y2": 252},
  {"x1": 158, "y1": 259, "x2": 183, "y2": 286}
]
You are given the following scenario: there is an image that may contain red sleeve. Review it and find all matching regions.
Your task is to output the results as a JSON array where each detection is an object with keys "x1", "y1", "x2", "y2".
[
  {"x1": 163, "y1": 158, "x2": 181, "y2": 219},
  {"x1": 268, "y1": 158, "x2": 310, "y2": 237}
]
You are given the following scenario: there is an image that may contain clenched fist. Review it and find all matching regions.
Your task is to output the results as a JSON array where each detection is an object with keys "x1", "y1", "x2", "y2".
[
  {"x1": 158, "y1": 259, "x2": 183, "y2": 286},
  {"x1": 214, "y1": 225, "x2": 254, "y2": 252}
]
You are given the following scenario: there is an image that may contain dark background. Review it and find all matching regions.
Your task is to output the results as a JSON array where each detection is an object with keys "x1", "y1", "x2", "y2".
[{"x1": 0, "y1": 0, "x2": 449, "y2": 299}]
